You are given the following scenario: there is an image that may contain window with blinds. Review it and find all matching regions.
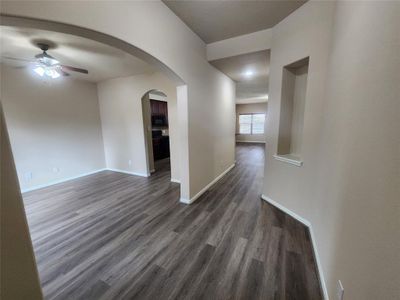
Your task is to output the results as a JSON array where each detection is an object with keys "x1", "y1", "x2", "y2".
[{"x1": 239, "y1": 113, "x2": 265, "y2": 135}]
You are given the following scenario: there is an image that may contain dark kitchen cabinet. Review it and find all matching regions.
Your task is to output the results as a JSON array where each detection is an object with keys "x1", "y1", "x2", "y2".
[
  {"x1": 152, "y1": 136, "x2": 170, "y2": 160},
  {"x1": 150, "y1": 99, "x2": 170, "y2": 160},
  {"x1": 150, "y1": 100, "x2": 168, "y2": 125}
]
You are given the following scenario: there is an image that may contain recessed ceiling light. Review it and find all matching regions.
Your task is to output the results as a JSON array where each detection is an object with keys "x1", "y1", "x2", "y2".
[{"x1": 244, "y1": 70, "x2": 254, "y2": 78}]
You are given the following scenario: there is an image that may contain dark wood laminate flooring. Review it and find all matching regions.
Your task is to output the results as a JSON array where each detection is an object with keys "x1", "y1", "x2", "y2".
[{"x1": 23, "y1": 143, "x2": 322, "y2": 300}]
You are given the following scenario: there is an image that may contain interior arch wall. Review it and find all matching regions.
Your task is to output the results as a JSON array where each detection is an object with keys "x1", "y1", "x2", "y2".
[
  {"x1": 97, "y1": 72, "x2": 181, "y2": 182},
  {"x1": 1, "y1": 1, "x2": 236, "y2": 201},
  {"x1": 141, "y1": 92, "x2": 155, "y2": 175}
]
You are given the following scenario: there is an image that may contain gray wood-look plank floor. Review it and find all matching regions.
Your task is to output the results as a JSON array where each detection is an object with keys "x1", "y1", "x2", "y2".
[{"x1": 23, "y1": 143, "x2": 322, "y2": 300}]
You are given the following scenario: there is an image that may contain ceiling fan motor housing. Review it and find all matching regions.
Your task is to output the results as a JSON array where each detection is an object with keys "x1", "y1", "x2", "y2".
[
  {"x1": 37, "y1": 42, "x2": 50, "y2": 52},
  {"x1": 34, "y1": 43, "x2": 59, "y2": 66}
]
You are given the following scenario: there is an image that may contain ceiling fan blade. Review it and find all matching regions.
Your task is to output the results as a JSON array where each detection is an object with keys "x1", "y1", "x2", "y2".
[
  {"x1": 61, "y1": 65, "x2": 88, "y2": 74},
  {"x1": 1, "y1": 56, "x2": 35, "y2": 63}
]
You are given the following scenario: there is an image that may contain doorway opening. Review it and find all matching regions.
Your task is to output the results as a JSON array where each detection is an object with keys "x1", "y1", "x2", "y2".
[
  {"x1": 141, "y1": 90, "x2": 172, "y2": 176},
  {"x1": 209, "y1": 49, "x2": 269, "y2": 156}
]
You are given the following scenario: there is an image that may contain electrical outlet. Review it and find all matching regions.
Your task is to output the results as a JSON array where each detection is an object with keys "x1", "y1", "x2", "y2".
[
  {"x1": 337, "y1": 280, "x2": 344, "y2": 300},
  {"x1": 128, "y1": 160, "x2": 132, "y2": 166},
  {"x1": 52, "y1": 167, "x2": 60, "y2": 173}
]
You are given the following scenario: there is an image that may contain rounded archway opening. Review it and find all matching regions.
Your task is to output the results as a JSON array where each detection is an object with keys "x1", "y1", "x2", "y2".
[
  {"x1": 1, "y1": 14, "x2": 190, "y2": 200},
  {"x1": 141, "y1": 89, "x2": 175, "y2": 179},
  {"x1": 0, "y1": 15, "x2": 185, "y2": 85}
]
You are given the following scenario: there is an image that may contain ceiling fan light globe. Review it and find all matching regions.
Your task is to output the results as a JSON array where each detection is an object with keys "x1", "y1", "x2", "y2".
[
  {"x1": 39, "y1": 56, "x2": 59, "y2": 66},
  {"x1": 33, "y1": 66, "x2": 45, "y2": 77},
  {"x1": 44, "y1": 68, "x2": 60, "y2": 79},
  {"x1": 33, "y1": 64, "x2": 61, "y2": 79},
  {"x1": 51, "y1": 70, "x2": 61, "y2": 79},
  {"x1": 48, "y1": 57, "x2": 59, "y2": 66}
]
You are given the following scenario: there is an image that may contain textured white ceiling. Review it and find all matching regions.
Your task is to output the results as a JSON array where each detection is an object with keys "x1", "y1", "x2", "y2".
[
  {"x1": 163, "y1": 0, "x2": 307, "y2": 43},
  {"x1": 0, "y1": 26, "x2": 155, "y2": 82},
  {"x1": 210, "y1": 50, "x2": 270, "y2": 104}
]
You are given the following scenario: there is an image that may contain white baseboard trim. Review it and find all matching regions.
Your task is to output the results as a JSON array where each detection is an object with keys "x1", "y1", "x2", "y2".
[
  {"x1": 106, "y1": 168, "x2": 150, "y2": 177},
  {"x1": 180, "y1": 163, "x2": 236, "y2": 205},
  {"x1": 20, "y1": 167, "x2": 152, "y2": 193},
  {"x1": 273, "y1": 154, "x2": 303, "y2": 167},
  {"x1": 261, "y1": 194, "x2": 329, "y2": 300},
  {"x1": 21, "y1": 168, "x2": 107, "y2": 193},
  {"x1": 261, "y1": 194, "x2": 310, "y2": 226},
  {"x1": 171, "y1": 178, "x2": 181, "y2": 183},
  {"x1": 236, "y1": 140, "x2": 266, "y2": 143},
  {"x1": 308, "y1": 221, "x2": 329, "y2": 300}
]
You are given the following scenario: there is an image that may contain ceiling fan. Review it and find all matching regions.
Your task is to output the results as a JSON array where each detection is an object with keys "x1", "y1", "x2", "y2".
[{"x1": 2, "y1": 42, "x2": 89, "y2": 79}]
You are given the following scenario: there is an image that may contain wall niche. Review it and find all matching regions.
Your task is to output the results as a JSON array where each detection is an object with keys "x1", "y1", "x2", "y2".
[{"x1": 275, "y1": 57, "x2": 309, "y2": 167}]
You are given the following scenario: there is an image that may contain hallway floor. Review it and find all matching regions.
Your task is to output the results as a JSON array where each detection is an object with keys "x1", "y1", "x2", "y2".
[{"x1": 23, "y1": 143, "x2": 322, "y2": 299}]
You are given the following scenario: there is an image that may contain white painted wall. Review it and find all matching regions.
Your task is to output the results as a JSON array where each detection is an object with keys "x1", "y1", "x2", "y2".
[
  {"x1": 97, "y1": 72, "x2": 180, "y2": 181},
  {"x1": 264, "y1": 1, "x2": 400, "y2": 299},
  {"x1": 1, "y1": 64, "x2": 106, "y2": 191},
  {"x1": 1, "y1": 0, "x2": 236, "y2": 201},
  {"x1": 235, "y1": 102, "x2": 267, "y2": 143}
]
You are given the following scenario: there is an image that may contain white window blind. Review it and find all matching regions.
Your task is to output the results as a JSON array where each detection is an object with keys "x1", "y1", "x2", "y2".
[
  {"x1": 239, "y1": 114, "x2": 252, "y2": 134},
  {"x1": 239, "y1": 113, "x2": 265, "y2": 135}
]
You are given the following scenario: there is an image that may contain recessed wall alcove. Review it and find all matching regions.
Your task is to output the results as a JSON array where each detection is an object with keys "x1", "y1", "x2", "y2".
[{"x1": 274, "y1": 57, "x2": 309, "y2": 167}]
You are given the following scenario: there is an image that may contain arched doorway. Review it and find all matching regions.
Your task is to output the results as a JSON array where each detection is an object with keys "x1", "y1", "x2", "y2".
[
  {"x1": 1, "y1": 14, "x2": 189, "y2": 199},
  {"x1": 142, "y1": 90, "x2": 169, "y2": 175}
]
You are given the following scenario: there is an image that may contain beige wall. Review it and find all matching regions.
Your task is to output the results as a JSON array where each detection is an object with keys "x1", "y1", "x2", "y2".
[
  {"x1": 277, "y1": 62, "x2": 308, "y2": 157},
  {"x1": 264, "y1": 1, "x2": 400, "y2": 299},
  {"x1": 236, "y1": 102, "x2": 267, "y2": 143},
  {"x1": 1, "y1": 103, "x2": 43, "y2": 300},
  {"x1": 1, "y1": 1, "x2": 236, "y2": 201},
  {"x1": 141, "y1": 93, "x2": 155, "y2": 173},
  {"x1": 2, "y1": 1, "x2": 399, "y2": 299},
  {"x1": 97, "y1": 72, "x2": 181, "y2": 181},
  {"x1": 315, "y1": 1, "x2": 400, "y2": 298},
  {"x1": 289, "y1": 64, "x2": 307, "y2": 156},
  {"x1": 1, "y1": 64, "x2": 105, "y2": 191},
  {"x1": 264, "y1": 2, "x2": 335, "y2": 296}
]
